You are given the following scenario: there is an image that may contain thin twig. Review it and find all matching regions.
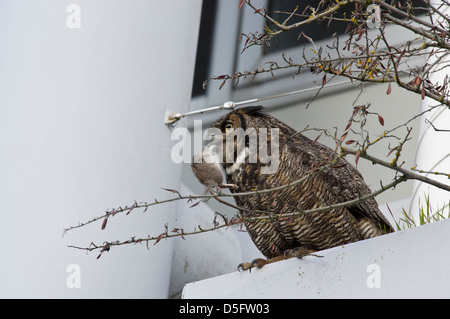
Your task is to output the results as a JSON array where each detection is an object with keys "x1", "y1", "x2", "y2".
[
  {"x1": 341, "y1": 148, "x2": 450, "y2": 192},
  {"x1": 67, "y1": 174, "x2": 408, "y2": 254}
]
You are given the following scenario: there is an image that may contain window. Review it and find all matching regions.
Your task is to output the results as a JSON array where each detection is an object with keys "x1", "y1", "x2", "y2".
[
  {"x1": 191, "y1": 0, "x2": 218, "y2": 97},
  {"x1": 190, "y1": 0, "x2": 428, "y2": 103},
  {"x1": 264, "y1": 0, "x2": 353, "y2": 54},
  {"x1": 264, "y1": 0, "x2": 428, "y2": 54}
]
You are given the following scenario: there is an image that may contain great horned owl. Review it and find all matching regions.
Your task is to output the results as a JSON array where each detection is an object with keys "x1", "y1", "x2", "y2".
[{"x1": 193, "y1": 106, "x2": 393, "y2": 270}]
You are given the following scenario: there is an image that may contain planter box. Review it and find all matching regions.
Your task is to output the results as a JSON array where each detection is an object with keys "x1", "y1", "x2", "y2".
[{"x1": 182, "y1": 219, "x2": 450, "y2": 298}]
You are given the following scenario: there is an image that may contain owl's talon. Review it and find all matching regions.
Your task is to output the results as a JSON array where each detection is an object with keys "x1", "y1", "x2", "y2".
[
  {"x1": 283, "y1": 249, "x2": 293, "y2": 259},
  {"x1": 284, "y1": 247, "x2": 308, "y2": 259},
  {"x1": 237, "y1": 258, "x2": 268, "y2": 272},
  {"x1": 283, "y1": 247, "x2": 323, "y2": 259},
  {"x1": 249, "y1": 258, "x2": 268, "y2": 272},
  {"x1": 237, "y1": 262, "x2": 251, "y2": 272}
]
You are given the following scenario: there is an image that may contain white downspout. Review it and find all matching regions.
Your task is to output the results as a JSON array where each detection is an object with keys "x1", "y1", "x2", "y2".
[{"x1": 410, "y1": 2, "x2": 450, "y2": 223}]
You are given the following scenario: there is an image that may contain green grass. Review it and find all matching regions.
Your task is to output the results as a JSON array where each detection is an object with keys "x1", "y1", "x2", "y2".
[{"x1": 388, "y1": 194, "x2": 450, "y2": 231}]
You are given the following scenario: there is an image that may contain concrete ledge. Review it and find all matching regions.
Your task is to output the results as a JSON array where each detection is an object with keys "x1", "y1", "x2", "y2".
[{"x1": 182, "y1": 219, "x2": 450, "y2": 298}]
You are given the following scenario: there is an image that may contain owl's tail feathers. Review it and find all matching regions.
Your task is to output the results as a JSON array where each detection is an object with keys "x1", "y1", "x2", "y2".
[{"x1": 237, "y1": 248, "x2": 322, "y2": 272}]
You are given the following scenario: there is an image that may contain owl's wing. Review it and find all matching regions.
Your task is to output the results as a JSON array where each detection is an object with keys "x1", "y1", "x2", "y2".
[{"x1": 286, "y1": 134, "x2": 394, "y2": 233}]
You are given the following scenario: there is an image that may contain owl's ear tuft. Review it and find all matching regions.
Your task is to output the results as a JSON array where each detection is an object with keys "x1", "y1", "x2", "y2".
[{"x1": 236, "y1": 105, "x2": 265, "y2": 115}]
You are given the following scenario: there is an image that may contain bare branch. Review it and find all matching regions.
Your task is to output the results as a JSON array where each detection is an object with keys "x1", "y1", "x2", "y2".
[
  {"x1": 67, "y1": 174, "x2": 408, "y2": 254},
  {"x1": 341, "y1": 148, "x2": 450, "y2": 192},
  {"x1": 425, "y1": 118, "x2": 450, "y2": 132}
]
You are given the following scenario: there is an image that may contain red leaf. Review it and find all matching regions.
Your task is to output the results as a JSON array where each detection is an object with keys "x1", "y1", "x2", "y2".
[
  {"x1": 154, "y1": 233, "x2": 165, "y2": 245},
  {"x1": 421, "y1": 87, "x2": 425, "y2": 99},
  {"x1": 97, "y1": 244, "x2": 110, "y2": 259},
  {"x1": 378, "y1": 114, "x2": 385, "y2": 126},
  {"x1": 355, "y1": 150, "x2": 361, "y2": 166},
  {"x1": 313, "y1": 132, "x2": 323, "y2": 145},
  {"x1": 244, "y1": 37, "x2": 250, "y2": 48},
  {"x1": 386, "y1": 82, "x2": 391, "y2": 95},
  {"x1": 189, "y1": 201, "x2": 200, "y2": 208},
  {"x1": 345, "y1": 140, "x2": 356, "y2": 145},
  {"x1": 101, "y1": 217, "x2": 108, "y2": 230},
  {"x1": 126, "y1": 204, "x2": 136, "y2": 216},
  {"x1": 340, "y1": 132, "x2": 348, "y2": 144},
  {"x1": 239, "y1": 0, "x2": 245, "y2": 8},
  {"x1": 345, "y1": 121, "x2": 352, "y2": 131},
  {"x1": 414, "y1": 76, "x2": 421, "y2": 87},
  {"x1": 322, "y1": 75, "x2": 327, "y2": 86},
  {"x1": 219, "y1": 80, "x2": 226, "y2": 90}
]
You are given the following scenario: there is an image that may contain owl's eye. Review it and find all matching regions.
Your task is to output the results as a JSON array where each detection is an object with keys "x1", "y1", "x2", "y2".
[{"x1": 224, "y1": 122, "x2": 234, "y2": 132}]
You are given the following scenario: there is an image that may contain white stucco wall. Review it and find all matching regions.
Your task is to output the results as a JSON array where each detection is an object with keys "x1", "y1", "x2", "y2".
[{"x1": 0, "y1": 0, "x2": 201, "y2": 298}]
